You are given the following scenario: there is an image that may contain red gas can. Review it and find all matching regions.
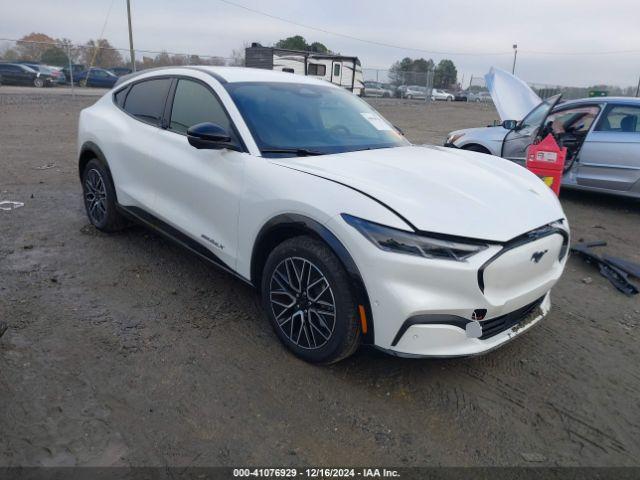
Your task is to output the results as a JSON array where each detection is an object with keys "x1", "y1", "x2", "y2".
[{"x1": 525, "y1": 134, "x2": 566, "y2": 196}]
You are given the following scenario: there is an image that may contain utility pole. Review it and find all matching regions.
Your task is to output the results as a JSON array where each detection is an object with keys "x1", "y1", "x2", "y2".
[
  {"x1": 126, "y1": 0, "x2": 136, "y2": 71},
  {"x1": 512, "y1": 44, "x2": 518, "y2": 75}
]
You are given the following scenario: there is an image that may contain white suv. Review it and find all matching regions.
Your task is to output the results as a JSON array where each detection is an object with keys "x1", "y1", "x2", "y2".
[{"x1": 78, "y1": 66, "x2": 569, "y2": 363}]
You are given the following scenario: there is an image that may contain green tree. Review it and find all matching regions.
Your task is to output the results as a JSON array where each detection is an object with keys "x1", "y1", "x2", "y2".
[
  {"x1": 308, "y1": 41, "x2": 329, "y2": 53},
  {"x1": 41, "y1": 47, "x2": 69, "y2": 66},
  {"x1": 275, "y1": 35, "x2": 308, "y2": 51},
  {"x1": 433, "y1": 59, "x2": 457, "y2": 89},
  {"x1": 388, "y1": 57, "x2": 434, "y2": 86}
]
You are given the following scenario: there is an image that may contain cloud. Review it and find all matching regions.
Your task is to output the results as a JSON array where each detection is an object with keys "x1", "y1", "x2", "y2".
[{"x1": 3, "y1": 0, "x2": 639, "y2": 86}]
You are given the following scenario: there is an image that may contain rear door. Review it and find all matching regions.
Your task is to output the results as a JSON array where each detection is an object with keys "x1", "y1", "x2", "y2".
[
  {"x1": 576, "y1": 103, "x2": 640, "y2": 191},
  {"x1": 502, "y1": 94, "x2": 561, "y2": 166},
  {"x1": 113, "y1": 77, "x2": 173, "y2": 208}
]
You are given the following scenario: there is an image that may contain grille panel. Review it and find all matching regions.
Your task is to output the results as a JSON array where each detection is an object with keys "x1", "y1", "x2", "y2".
[{"x1": 480, "y1": 296, "x2": 545, "y2": 340}]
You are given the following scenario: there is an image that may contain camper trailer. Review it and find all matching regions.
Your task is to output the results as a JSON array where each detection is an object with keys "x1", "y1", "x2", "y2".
[{"x1": 245, "y1": 43, "x2": 364, "y2": 95}]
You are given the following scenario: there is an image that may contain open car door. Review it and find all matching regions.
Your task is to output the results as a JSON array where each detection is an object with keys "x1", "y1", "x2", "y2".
[{"x1": 501, "y1": 94, "x2": 562, "y2": 167}]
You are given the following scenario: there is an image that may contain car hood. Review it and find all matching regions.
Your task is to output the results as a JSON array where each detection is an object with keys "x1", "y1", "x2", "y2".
[
  {"x1": 485, "y1": 67, "x2": 541, "y2": 122},
  {"x1": 448, "y1": 125, "x2": 508, "y2": 144},
  {"x1": 272, "y1": 145, "x2": 563, "y2": 242}
]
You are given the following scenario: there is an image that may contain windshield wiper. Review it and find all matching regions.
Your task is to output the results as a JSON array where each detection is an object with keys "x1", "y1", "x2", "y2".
[{"x1": 260, "y1": 148, "x2": 325, "y2": 157}]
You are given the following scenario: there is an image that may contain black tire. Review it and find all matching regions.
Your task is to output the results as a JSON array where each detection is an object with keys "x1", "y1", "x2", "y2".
[
  {"x1": 463, "y1": 144, "x2": 491, "y2": 154},
  {"x1": 34, "y1": 77, "x2": 44, "y2": 88},
  {"x1": 261, "y1": 236, "x2": 361, "y2": 364},
  {"x1": 81, "y1": 158, "x2": 127, "y2": 232}
]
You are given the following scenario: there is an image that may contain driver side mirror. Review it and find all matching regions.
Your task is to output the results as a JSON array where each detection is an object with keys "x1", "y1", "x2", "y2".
[
  {"x1": 187, "y1": 122, "x2": 240, "y2": 151},
  {"x1": 502, "y1": 119, "x2": 518, "y2": 130}
]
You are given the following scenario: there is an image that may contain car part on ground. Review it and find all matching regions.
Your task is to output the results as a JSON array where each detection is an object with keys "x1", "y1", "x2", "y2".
[{"x1": 571, "y1": 241, "x2": 639, "y2": 296}]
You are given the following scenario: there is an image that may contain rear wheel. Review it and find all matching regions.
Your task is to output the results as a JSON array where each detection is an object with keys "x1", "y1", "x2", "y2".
[
  {"x1": 81, "y1": 158, "x2": 127, "y2": 232},
  {"x1": 261, "y1": 236, "x2": 361, "y2": 364},
  {"x1": 33, "y1": 77, "x2": 44, "y2": 88},
  {"x1": 79, "y1": 79, "x2": 87, "y2": 88}
]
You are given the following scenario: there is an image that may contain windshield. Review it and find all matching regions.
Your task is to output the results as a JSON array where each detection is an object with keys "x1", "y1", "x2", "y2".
[
  {"x1": 520, "y1": 94, "x2": 562, "y2": 129},
  {"x1": 225, "y1": 82, "x2": 409, "y2": 157}
]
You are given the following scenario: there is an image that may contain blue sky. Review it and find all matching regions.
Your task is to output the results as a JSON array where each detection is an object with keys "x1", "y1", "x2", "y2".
[{"x1": 2, "y1": 0, "x2": 639, "y2": 87}]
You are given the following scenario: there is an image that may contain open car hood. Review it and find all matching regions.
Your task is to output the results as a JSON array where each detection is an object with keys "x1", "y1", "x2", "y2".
[{"x1": 485, "y1": 67, "x2": 542, "y2": 122}]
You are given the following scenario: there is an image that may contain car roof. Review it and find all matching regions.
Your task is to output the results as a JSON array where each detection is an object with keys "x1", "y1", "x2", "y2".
[
  {"x1": 557, "y1": 96, "x2": 640, "y2": 108},
  {"x1": 116, "y1": 66, "x2": 338, "y2": 88}
]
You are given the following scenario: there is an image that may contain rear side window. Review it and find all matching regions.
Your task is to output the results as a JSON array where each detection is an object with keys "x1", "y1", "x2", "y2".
[
  {"x1": 169, "y1": 79, "x2": 232, "y2": 135},
  {"x1": 596, "y1": 105, "x2": 640, "y2": 133},
  {"x1": 123, "y1": 78, "x2": 172, "y2": 125},
  {"x1": 113, "y1": 86, "x2": 129, "y2": 108}
]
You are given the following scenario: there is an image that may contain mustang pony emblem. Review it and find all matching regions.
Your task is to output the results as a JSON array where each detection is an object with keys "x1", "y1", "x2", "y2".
[{"x1": 531, "y1": 250, "x2": 548, "y2": 263}]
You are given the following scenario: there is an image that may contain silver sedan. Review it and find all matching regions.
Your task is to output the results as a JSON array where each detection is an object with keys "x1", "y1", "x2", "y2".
[{"x1": 446, "y1": 97, "x2": 640, "y2": 199}]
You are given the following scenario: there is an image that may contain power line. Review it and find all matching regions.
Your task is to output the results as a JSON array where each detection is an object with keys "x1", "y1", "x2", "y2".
[
  {"x1": 215, "y1": 0, "x2": 511, "y2": 56},
  {"x1": 215, "y1": 0, "x2": 640, "y2": 57}
]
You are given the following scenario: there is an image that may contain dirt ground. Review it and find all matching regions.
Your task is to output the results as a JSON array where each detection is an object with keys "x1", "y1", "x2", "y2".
[{"x1": 1, "y1": 88, "x2": 639, "y2": 468}]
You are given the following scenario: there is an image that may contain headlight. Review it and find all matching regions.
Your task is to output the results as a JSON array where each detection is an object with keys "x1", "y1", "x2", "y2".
[
  {"x1": 342, "y1": 214, "x2": 488, "y2": 261},
  {"x1": 447, "y1": 133, "x2": 465, "y2": 144}
]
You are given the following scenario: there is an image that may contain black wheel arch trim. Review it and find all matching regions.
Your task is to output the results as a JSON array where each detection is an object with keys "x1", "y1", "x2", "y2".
[
  {"x1": 78, "y1": 141, "x2": 114, "y2": 181},
  {"x1": 252, "y1": 213, "x2": 375, "y2": 344}
]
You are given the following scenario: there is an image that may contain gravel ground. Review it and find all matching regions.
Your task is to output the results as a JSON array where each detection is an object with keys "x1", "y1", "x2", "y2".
[{"x1": 1, "y1": 88, "x2": 639, "y2": 468}]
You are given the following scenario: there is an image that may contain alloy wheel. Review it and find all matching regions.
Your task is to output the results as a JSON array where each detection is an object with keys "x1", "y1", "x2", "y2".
[
  {"x1": 269, "y1": 257, "x2": 337, "y2": 350},
  {"x1": 84, "y1": 168, "x2": 107, "y2": 225}
]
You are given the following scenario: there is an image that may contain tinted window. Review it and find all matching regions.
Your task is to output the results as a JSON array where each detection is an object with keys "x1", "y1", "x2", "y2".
[
  {"x1": 333, "y1": 64, "x2": 340, "y2": 76},
  {"x1": 113, "y1": 86, "x2": 129, "y2": 108},
  {"x1": 169, "y1": 79, "x2": 232, "y2": 135},
  {"x1": 123, "y1": 78, "x2": 172, "y2": 125},
  {"x1": 308, "y1": 64, "x2": 326, "y2": 76},
  {"x1": 226, "y1": 82, "x2": 408, "y2": 156},
  {"x1": 597, "y1": 105, "x2": 640, "y2": 132}
]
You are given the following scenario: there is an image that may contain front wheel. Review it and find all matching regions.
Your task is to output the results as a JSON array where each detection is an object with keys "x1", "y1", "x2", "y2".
[
  {"x1": 261, "y1": 236, "x2": 361, "y2": 364},
  {"x1": 34, "y1": 77, "x2": 44, "y2": 88}
]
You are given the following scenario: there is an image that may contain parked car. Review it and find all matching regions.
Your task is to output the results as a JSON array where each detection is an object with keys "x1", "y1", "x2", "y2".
[
  {"x1": 431, "y1": 89, "x2": 454, "y2": 101},
  {"x1": 446, "y1": 68, "x2": 640, "y2": 199},
  {"x1": 453, "y1": 91, "x2": 468, "y2": 101},
  {"x1": 401, "y1": 85, "x2": 427, "y2": 99},
  {"x1": 0, "y1": 63, "x2": 52, "y2": 87},
  {"x1": 78, "y1": 66, "x2": 568, "y2": 363},
  {"x1": 45, "y1": 66, "x2": 67, "y2": 85},
  {"x1": 109, "y1": 67, "x2": 133, "y2": 77},
  {"x1": 380, "y1": 83, "x2": 396, "y2": 97},
  {"x1": 22, "y1": 63, "x2": 61, "y2": 86},
  {"x1": 75, "y1": 68, "x2": 119, "y2": 88},
  {"x1": 465, "y1": 91, "x2": 481, "y2": 102},
  {"x1": 476, "y1": 91, "x2": 493, "y2": 103},
  {"x1": 61, "y1": 64, "x2": 86, "y2": 84},
  {"x1": 362, "y1": 81, "x2": 392, "y2": 98}
]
